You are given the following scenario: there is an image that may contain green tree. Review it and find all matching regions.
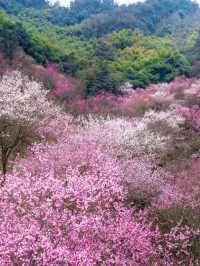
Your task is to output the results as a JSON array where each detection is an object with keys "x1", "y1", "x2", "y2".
[
  {"x1": 84, "y1": 62, "x2": 119, "y2": 96},
  {"x1": 0, "y1": 14, "x2": 19, "y2": 62}
]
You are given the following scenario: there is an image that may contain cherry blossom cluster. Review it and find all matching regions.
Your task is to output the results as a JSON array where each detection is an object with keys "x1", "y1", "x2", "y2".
[
  {"x1": 0, "y1": 69, "x2": 199, "y2": 265},
  {"x1": 0, "y1": 138, "x2": 165, "y2": 265}
]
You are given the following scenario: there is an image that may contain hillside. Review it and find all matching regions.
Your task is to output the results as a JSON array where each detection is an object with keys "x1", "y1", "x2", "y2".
[
  {"x1": 1, "y1": 1, "x2": 200, "y2": 264},
  {"x1": 1, "y1": 0, "x2": 200, "y2": 95}
]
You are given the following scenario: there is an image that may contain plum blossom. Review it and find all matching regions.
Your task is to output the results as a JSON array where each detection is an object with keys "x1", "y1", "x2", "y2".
[{"x1": 0, "y1": 71, "x2": 61, "y2": 123}]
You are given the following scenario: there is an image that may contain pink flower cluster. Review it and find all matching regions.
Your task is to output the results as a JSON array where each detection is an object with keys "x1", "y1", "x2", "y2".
[
  {"x1": 0, "y1": 139, "x2": 162, "y2": 265},
  {"x1": 0, "y1": 69, "x2": 200, "y2": 265}
]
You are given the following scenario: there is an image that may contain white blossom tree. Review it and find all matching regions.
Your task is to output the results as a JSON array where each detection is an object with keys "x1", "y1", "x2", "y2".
[{"x1": 0, "y1": 71, "x2": 60, "y2": 176}]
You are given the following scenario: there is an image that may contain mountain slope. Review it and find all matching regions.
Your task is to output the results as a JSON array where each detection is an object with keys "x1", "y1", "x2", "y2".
[{"x1": 0, "y1": 0, "x2": 200, "y2": 95}]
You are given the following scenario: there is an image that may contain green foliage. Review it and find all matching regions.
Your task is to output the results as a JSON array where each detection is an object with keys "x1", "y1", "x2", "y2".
[
  {"x1": 0, "y1": 0, "x2": 116, "y2": 27},
  {"x1": 106, "y1": 29, "x2": 135, "y2": 50},
  {"x1": 0, "y1": 0, "x2": 196, "y2": 94},
  {"x1": 0, "y1": 0, "x2": 47, "y2": 14},
  {"x1": 0, "y1": 12, "x2": 20, "y2": 61},
  {"x1": 80, "y1": 41, "x2": 120, "y2": 95},
  {"x1": 2, "y1": 0, "x2": 197, "y2": 39},
  {"x1": 69, "y1": 0, "x2": 115, "y2": 20},
  {"x1": 64, "y1": 0, "x2": 198, "y2": 39},
  {"x1": 190, "y1": 30, "x2": 200, "y2": 62},
  {"x1": 82, "y1": 63, "x2": 119, "y2": 96},
  {"x1": 19, "y1": 24, "x2": 64, "y2": 64},
  {"x1": 109, "y1": 35, "x2": 191, "y2": 88},
  {"x1": 15, "y1": 0, "x2": 46, "y2": 8},
  {"x1": 45, "y1": 0, "x2": 115, "y2": 26},
  {"x1": 0, "y1": 13, "x2": 63, "y2": 64}
]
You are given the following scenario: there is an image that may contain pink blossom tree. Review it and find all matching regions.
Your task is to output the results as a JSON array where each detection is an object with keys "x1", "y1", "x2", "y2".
[{"x1": 0, "y1": 138, "x2": 165, "y2": 265}]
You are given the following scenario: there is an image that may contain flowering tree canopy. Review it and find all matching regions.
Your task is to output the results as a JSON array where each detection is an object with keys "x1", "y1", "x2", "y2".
[
  {"x1": 0, "y1": 70, "x2": 199, "y2": 265},
  {"x1": 0, "y1": 71, "x2": 60, "y2": 175}
]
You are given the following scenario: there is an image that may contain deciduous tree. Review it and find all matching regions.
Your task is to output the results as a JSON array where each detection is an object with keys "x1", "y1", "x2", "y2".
[{"x1": 0, "y1": 71, "x2": 60, "y2": 176}]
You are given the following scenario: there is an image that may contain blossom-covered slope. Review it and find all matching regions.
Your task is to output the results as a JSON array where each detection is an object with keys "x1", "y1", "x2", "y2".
[{"x1": 0, "y1": 70, "x2": 200, "y2": 265}]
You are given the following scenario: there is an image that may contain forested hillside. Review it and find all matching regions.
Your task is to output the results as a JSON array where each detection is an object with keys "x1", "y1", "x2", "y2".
[
  {"x1": 1, "y1": 0, "x2": 200, "y2": 95},
  {"x1": 1, "y1": 1, "x2": 200, "y2": 265}
]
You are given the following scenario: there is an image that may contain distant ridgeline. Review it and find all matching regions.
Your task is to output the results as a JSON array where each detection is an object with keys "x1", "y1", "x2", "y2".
[{"x1": 0, "y1": 0, "x2": 200, "y2": 95}]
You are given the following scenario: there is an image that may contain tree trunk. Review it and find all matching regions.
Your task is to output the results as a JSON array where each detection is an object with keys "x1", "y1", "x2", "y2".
[{"x1": 2, "y1": 152, "x2": 8, "y2": 176}]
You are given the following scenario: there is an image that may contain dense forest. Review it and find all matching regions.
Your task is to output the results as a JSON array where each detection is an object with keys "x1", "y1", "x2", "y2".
[
  {"x1": 1, "y1": 0, "x2": 200, "y2": 95},
  {"x1": 1, "y1": 1, "x2": 200, "y2": 265}
]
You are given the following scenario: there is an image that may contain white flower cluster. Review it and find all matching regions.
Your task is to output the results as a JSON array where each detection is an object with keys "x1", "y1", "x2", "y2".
[
  {"x1": 152, "y1": 90, "x2": 168, "y2": 98},
  {"x1": 0, "y1": 71, "x2": 60, "y2": 124},
  {"x1": 76, "y1": 111, "x2": 181, "y2": 158}
]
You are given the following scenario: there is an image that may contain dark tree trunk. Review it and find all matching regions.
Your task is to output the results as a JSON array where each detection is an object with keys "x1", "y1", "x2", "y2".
[
  {"x1": 0, "y1": 151, "x2": 8, "y2": 186},
  {"x1": 1, "y1": 151, "x2": 8, "y2": 176}
]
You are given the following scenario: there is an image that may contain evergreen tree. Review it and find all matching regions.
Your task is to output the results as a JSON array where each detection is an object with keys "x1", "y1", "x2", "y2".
[{"x1": 85, "y1": 62, "x2": 118, "y2": 96}]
